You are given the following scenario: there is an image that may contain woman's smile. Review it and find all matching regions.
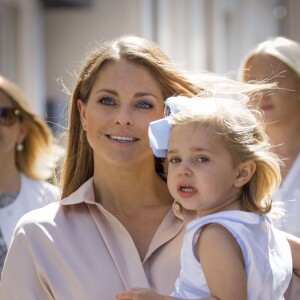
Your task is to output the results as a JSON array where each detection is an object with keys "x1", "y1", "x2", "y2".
[{"x1": 106, "y1": 134, "x2": 140, "y2": 144}]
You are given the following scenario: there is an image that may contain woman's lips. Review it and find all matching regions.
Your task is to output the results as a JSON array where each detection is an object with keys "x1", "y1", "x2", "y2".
[{"x1": 106, "y1": 134, "x2": 139, "y2": 144}]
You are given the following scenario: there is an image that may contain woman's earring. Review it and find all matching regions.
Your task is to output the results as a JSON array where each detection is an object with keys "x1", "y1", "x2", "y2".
[{"x1": 16, "y1": 143, "x2": 24, "y2": 152}]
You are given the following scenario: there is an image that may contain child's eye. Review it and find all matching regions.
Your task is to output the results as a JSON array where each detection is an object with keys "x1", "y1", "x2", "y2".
[
  {"x1": 197, "y1": 156, "x2": 208, "y2": 163},
  {"x1": 99, "y1": 97, "x2": 115, "y2": 106},
  {"x1": 168, "y1": 157, "x2": 181, "y2": 164},
  {"x1": 136, "y1": 102, "x2": 153, "y2": 109}
]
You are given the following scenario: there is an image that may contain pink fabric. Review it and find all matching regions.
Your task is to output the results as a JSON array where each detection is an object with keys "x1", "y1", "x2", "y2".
[{"x1": 0, "y1": 178, "x2": 184, "y2": 299}]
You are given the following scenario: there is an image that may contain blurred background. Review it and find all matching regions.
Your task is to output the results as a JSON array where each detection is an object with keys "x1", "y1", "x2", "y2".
[{"x1": 0, "y1": 0, "x2": 299, "y2": 135}]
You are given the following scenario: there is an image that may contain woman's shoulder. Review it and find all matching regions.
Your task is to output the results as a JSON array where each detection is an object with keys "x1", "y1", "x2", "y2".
[
  {"x1": 12, "y1": 202, "x2": 59, "y2": 233},
  {"x1": 15, "y1": 178, "x2": 95, "y2": 230}
]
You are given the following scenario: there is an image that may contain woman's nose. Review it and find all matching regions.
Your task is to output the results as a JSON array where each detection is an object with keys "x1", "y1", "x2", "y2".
[{"x1": 114, "y1": 107, "x2": 133, "y2": 126}]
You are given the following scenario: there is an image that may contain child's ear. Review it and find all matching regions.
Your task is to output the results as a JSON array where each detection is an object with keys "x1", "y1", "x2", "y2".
[{"x1": 234, "y1": 161, "x2": 256, "y2": 188}]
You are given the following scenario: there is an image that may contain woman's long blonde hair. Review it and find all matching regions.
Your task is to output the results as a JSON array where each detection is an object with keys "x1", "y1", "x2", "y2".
[{"x1": 0, "y1": 76, "x2": 59, "y2": 181}]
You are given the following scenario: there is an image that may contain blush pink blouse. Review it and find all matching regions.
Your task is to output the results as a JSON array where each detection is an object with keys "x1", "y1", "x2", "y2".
[{"x1": 0, "y1": 178, "x2": 184, "y2": 300}]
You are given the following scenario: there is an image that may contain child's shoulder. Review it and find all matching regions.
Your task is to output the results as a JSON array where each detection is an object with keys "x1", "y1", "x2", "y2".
[{"x1": 187, "y1": 210, "x2": 260, "y2": 232}]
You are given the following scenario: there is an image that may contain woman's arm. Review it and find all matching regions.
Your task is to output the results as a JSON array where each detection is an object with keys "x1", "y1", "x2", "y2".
[{"x1": 0, "y1": 225, "x2": 54, "y2": 299}]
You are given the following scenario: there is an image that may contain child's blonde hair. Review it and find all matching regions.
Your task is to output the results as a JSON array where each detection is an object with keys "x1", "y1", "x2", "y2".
[{"x1": 168, "y1": 92, "x2": 281, "y2": 214}]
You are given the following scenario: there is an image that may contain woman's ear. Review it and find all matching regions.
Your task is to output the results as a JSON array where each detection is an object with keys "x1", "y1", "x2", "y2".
[
  {"x1": 234, "y1": 161, "x2": 256, "y2": 188},
  {"x1": 77, "y1": 99, "x2": 87, "y2": 130}
]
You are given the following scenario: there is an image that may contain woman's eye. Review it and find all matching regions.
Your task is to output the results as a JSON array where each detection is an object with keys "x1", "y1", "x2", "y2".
[
  {"x1": 136, "y1": 102, "x2": 153, "y2": 109},
  {"x1": 99, "y1": 97, "x2": 115, "y2": 106}
]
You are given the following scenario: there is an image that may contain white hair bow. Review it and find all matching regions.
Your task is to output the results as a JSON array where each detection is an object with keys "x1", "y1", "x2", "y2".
[
  {"x1": 148, "y1": 93, "x2": 250, "y2": 157},
  {"x1": 148, "y1": 96, "x2": 188, "y2": 158}
]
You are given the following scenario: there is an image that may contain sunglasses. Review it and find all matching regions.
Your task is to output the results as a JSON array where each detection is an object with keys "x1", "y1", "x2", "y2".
[{"x1": 0, "y1": 107, "x2": 21, "y2": 126}]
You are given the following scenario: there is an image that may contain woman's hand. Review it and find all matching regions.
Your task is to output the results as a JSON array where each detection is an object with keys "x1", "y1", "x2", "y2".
[
  {"x1": 116, "y1": 287, "x2": 219, "y2": 300},
  {"x1": 116, "y1": 288, "x2": 165, "y2": 300}
]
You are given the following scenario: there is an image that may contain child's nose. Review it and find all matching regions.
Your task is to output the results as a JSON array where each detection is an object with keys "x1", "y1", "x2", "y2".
[{"x1": 178, "y1": 163, "x2": 193, "y2": 176}]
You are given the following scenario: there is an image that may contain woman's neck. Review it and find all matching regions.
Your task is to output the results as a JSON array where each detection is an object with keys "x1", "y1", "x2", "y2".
[
  {"x1": 0, "y1": 160, "x2": 21, "y2": 192},
  {"x1": 93, "y1": 159, "x2": 172, "y2": 214},
  {"x1": 92, "y1": 159, "x2": 173, "y2": 260}
]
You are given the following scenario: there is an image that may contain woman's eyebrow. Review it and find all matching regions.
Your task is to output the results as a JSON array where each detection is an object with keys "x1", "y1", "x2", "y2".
[
  {"x1": 94, "y1": 90, "x2": 158, "y2": 99},
  {"x1": 134, "y1": 92, "x2": 158, "y2": 99},
  {"x1": 95, "y1": 88, "x2": 118, "y2": 95}
]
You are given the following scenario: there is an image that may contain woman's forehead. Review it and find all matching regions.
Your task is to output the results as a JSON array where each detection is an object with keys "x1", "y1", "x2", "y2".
[{"x1": 93, "y1": 60, "x2": 163, "y2": 94}]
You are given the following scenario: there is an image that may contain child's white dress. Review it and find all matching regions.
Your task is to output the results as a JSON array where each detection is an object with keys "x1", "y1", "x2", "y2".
[{"x1": 171, "y1": 210, "x2": 292, "y2": 299}]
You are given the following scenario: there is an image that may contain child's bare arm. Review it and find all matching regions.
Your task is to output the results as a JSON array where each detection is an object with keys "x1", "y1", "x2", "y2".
[{"x1": 196, "y1": 223, "x2": 247, "y2": 300}]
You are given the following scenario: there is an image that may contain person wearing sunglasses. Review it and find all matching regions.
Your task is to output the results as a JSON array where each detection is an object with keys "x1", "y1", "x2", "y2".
[{"x1": 0, "y1": 75, "x2": 61, "y2": 276}]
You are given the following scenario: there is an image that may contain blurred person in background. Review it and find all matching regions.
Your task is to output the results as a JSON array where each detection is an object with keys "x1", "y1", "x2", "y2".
[
  {"x1": 240, "y1": 36, "x2": 300, "y2": 300},
  {"x1": 0, "y1": 75, "x2": 60, "y2": 276}
]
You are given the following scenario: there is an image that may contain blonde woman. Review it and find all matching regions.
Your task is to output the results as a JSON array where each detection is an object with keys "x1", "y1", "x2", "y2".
[
  {"x1": 240, "y1": 37, "x2": 300, "y2": 300},
  {"x1": 1, "y1": 36, "x2": 300, "y2": 299},
  {"x1": 0, "y1": 76, "x2": 60, "y2": 275}
]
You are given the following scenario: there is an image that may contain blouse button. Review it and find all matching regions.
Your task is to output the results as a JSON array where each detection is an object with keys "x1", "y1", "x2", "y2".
[{"x1": 174, "y1": 202, "x2": 181, "y2": 211}]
